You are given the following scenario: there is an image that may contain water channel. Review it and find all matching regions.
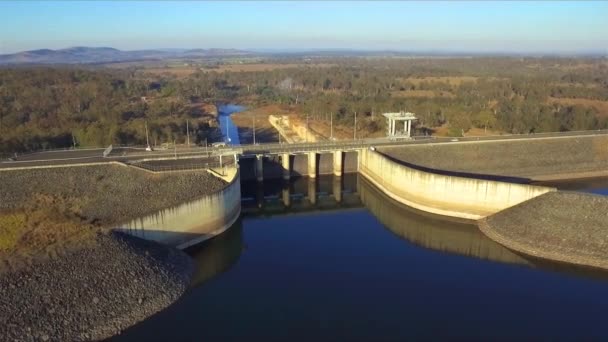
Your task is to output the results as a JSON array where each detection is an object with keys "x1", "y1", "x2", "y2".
[
  {"x1": 217, "y1": 104, "x2": 244, "y2": 146},
  {"x1": 113, "y1": 175, "x2": 608, "y2": 341}
]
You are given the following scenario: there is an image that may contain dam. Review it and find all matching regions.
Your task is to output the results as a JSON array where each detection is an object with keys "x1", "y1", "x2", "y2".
[{"x1": 3, "y1": 128, "x2": 608, "y2": 340}]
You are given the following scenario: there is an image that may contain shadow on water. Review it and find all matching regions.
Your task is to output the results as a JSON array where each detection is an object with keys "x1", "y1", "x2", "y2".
[{"x1": 183, "y1": 219, "x2": 244, "y2": 289}]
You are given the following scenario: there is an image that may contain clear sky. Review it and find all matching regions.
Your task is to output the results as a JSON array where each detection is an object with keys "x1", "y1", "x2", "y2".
[{"x1": 1, "y1": 1, "x2": 606, "y2": 54}]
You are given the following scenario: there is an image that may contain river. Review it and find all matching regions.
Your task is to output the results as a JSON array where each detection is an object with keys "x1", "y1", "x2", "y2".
[
  {"x1": 217, "y1": 104, "x2": 244, "y2": 145},
  {"x1": 113, "y1": 175, "x2": 608, "y2": 341}
]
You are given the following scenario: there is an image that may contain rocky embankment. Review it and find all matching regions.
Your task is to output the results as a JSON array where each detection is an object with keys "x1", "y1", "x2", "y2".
[
  {"x1": 0, "y1": 231, "x2": 193, "y2": 341},
  {"x1": 479, "y1": 191, "x2": 608, "y2": 270},
  {"x1": 0, "y1": 164, "x2": 227, "y2": 225},
  {"x1": 0, "y1": 164, "x2": 228, "y2": 340}
]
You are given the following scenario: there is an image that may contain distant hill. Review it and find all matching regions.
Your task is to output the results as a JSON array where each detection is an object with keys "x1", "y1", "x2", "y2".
[{"x1": 0, "y1": 47, "x2": 251, "y2": 65}]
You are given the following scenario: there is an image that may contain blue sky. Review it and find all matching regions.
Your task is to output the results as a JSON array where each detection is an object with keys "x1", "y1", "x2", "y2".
[{"x1": 1, "y1": 1, "x2": 606, "y2": 54}]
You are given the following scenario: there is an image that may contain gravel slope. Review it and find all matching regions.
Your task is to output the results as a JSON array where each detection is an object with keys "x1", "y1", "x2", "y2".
[
  {"x1": 0, "y1": 164, "x2": 227, "y2": 225},
  {"x1": 479, "y1": 191, "x2": 608, "y2": 269},
  {"x1": 381, "y1": 135, "x2": 608, "y2": 179},
  {"x1": 0, "y1": 231, "x2": 193, "y2": 342}
]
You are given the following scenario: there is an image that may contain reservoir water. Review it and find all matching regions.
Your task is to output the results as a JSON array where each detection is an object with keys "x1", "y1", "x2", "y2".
[{"x1": 114, "y1": 175, "x2": 608, "y2": 341}]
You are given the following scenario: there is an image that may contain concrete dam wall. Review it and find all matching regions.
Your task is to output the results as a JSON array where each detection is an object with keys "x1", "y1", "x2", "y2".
[
  {"x1": 359, "y1": 149, "x2": 555, "y2": 220},
  {"x1": 116, "y1": 167, "x2": 242, "y2": 249},
  {"x1": 380, "y1": 134, "x2": 608, "y2": 181}
]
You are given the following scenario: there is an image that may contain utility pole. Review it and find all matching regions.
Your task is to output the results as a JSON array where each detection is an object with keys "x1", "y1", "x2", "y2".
[
  {"x1": 330, "y1": 112, "x2": 333, "y2": 140},
  {"x1": 186, "y1": 119, "x2": 190, "y2": 147},
  {"x1": 306, "y1": 112, "x2": 309, "y2": 143},
  {"x1": 253, "y1": 111, "x2": 256, "y2": 145},
  {"x1": 353, "y1": 111, "x2": 357, "y2": 140},
  {"x1": 145, "y1": 121, "x2": 150, "y2": 150}
]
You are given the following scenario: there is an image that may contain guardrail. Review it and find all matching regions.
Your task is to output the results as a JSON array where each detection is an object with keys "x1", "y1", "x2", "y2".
[
  {"x1": 3, "y1": 129, "x2": 608, "y2": 164},
  {"x1": 129, "y1": 156, "x2": 235, "y2": 173}
]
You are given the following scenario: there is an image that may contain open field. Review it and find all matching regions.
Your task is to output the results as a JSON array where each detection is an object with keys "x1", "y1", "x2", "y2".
[
  {"x1": 230, "y1": 104, "x2": 290, "y2": 143},
  {"x1": 401, "y1": 76, "x2": 480, "y2": 86},
  {"x1": 390, "y1": 90, "x2": 455, "y2": 98},
  {"x1": 141, "y1": 67, "x2": 199, "y2": 78},
  {"x1": 124, "y1": 63, "x2": 336, "y2": 78},
  {"x1": 547, "y1": 97, "x2": 608, "y2": 117},
  {"x1": 201, "y1": 63, "x2": 336, "y2": 73}
]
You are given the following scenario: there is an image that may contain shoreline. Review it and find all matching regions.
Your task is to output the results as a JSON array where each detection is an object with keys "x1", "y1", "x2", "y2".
[{"x1": 478, "y1": 191, "x2": 608, "y2": 271}]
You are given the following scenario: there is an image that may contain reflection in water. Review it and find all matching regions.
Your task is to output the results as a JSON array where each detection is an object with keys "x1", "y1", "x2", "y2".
[
  {"x1": 358, "y1": 175, "x2": 533, "y2": 266},
  {"x1": 359, "y1": 175, "x2": 608, "y2": 279},
  {"x1": 240, "y1": 174, "x2": 361, "y2": 216},
  {"x1": 184, "y1": 220, "x2": 244, "y2": 288}
]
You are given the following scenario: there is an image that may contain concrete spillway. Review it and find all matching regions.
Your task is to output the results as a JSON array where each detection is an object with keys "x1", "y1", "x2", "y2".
[
  {"x1": 116, "y1": 168, "x2": 242, "y2": 249},
  {"x1": 359, "y1": 148, "x2": 555, "y2": 220}
]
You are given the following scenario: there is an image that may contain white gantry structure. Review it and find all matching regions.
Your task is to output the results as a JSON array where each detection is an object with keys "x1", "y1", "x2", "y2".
[{"x1": 383, "y1": 111, "x2": 417, "y2": 139}]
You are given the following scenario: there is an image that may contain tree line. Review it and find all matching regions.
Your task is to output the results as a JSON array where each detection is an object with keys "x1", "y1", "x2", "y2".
[{"x1": 1, "y1": 57, "x2": 607, "y2": 153}]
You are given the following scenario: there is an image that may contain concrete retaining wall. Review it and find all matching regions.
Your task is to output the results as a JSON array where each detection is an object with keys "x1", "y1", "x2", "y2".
[
  {"x1": 359, "y1": 149, "x2": 555, "y2": 220},
  {"x1": 116, "y1": 167, "x2": 241, "y2": 249}
]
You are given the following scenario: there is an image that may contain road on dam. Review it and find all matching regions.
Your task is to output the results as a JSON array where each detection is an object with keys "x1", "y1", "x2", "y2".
[{"x1": 2, "y1": 129, "x2": 607, "y2": 170}]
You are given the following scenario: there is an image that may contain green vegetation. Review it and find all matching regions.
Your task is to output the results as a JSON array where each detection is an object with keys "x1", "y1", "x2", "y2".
[
  {"x1": 1, "y1": 57, "x2": 607, "y2": 153},
  {"x1": 0, "y1": 212, "x2": 26, "y2": 252}
]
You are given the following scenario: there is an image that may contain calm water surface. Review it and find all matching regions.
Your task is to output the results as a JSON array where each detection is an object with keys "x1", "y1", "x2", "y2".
[{"x1": 114, "y1": 176, "x2": 608, "y2": 341}]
